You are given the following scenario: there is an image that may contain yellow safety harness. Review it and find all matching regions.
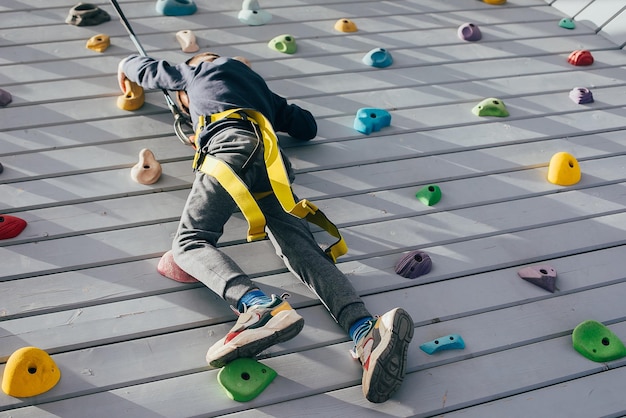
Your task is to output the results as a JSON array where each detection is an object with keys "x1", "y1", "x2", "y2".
[{"x1": 191, "y1": 108, "x2": 347, "y2": 263}]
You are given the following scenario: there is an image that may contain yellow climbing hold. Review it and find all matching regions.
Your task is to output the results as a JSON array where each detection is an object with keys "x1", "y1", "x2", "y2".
[
  {"x1": 547, "y1": 152, "x2": 581, "y2": 186},
  {"x1": 483, "y1": 0, "x2": 506, "y2": 4},
  {"x1": 86, "y1": 33, "x2": 110, "y2": 52},
  {"x1": 117, "y1": 79, "x2": 145, "y2": 111},
  {"x1": 334, "y1": 18, "x2": 357, "y2": 33},
  {"x1": 2, "y1": 347, "x2": 61, "y2": 397}
]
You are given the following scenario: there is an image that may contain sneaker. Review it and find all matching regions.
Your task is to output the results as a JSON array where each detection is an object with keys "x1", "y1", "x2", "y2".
[
  {"x1": 351, "y1": 307, "x2": 414, "y2": 403},
  {"x1": 206, "y1": 294, "x2": 304, "y2": 368}
]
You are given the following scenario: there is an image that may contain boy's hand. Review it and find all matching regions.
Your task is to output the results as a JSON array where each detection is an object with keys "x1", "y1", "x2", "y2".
[{"x1": 117, "y1": 58, "x2": 129, "y2": 93}]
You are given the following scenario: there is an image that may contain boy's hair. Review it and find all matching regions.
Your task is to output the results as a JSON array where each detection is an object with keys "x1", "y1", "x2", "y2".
[{"x1": 176, "y1": 52, "x2": 221, "y2": 114}]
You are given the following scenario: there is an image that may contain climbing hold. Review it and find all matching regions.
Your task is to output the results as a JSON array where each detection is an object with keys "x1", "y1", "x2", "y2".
[
  {"x1": 117, "y1": 79, "x2": 145, "y2": 111},
  {"x1": 547, "y1": 152, "x2": 581, "y2": 186},
  {"x1": 416, "y1": 184, "x2": 442, "y2": 206},
  {"x1": 334, "y1": 18, "x2": 358, "y2": 33},
  {"x1": 155, "y1": 0, "x2": 197, "y2": 16},
  {"x1": 483, "y1": 0, "x2": 506, "y2": 4},
  {"x1": 457, "y1": 23, "x2": 482, "y2": 41},
  {"x1": 0, "y1": 88, "x2": 12, "y2": 107},
  {"x1": 176, "y1": 30, "x2": 199, "y2": 53},
  {"x1": 559, "y1": 18, "x2": 576, "y2": 29},
  {"x1": 395, "y1": 250, "x2": 432, "y2": 279},
  {"x1": 268, "y1": 34, "x2": 297, "y2": 54},
  {"x1": 0, "y1": 162, "x2": 3, "y2": 174},
  {"x1": 353, "y1": 108, "x2": 391, "y2": 135},
  {"x1": 362, "y1": 48, "x2": 393, "y2": 68},
  {"x1": 238, "y1": 0, "x2": 272, "y2": 26},
  {"x1": 0, "y1": 215, "x2": 27, "y2": 240},
  {"x1": 157, "y1": 250, "x2": 199, "y2": 283},
  {"x1": 572, "y1": 320, "x2": 626, "y2": 362},
  {"x1": 217, "y1": 358, "x2": 277, "y2": 402},
  {"x1": 86, "y1": 34, "x2": 110, "y2": 53},
  {"x1": 65, "y1": 3, "x2": 111, "y2": 26},
  {"x1": 517, "y1": 265, "x2": 557, "y2": 293},
  {"x1": 420, "y1": 334, "x2": 465, "y2": 355},
  {"x1": 568, "y1": 50, "x2": 594, "y2": 66},
  {"x1": 131, "y1": 148, "x2": 162, "y2": 185},
  {"x1": 472, "y1": 98, "x2": 509, "y2": 117},
  {"x1": 569, "y1": 87, "x2": 594, "y2": 104},
  {"x1": 2, "y1": 347, "x2": 61, "y2": 397}
]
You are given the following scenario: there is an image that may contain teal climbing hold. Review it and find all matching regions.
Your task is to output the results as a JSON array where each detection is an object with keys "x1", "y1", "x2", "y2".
[
  {"x1": 572, "y1": 320, "x2": 626, "y2": 362},
  {"x1": 353, "y1": 108, "x2": 391, "y2": 135},
  {"x1": 238, "y1": 0, "x2": 272, "y2": 26},
  {"x1": 559, "y1": 18, "x2": 576, "y2": 29},
  {"x1": 155, "y1": 0, "x2": 197, "y2": 16},
  {"x1": 268, "y1": 34, "x2": 297, "y2": 54},
  {"x1": 472, "y1": 98, "x2": 509, "y2": 117},
  {"x1": 217, "y1": 358, "x2": 277, "y2": 402},
  {"x1": 362, "y1": 48, "x2": 393, "y2": 68},
  {"x1": 416, "y1": 184, "x2": 441, "y2": 206},
  {"x1": 420, "y1": 334, "x2": 465, "y2": 355}
]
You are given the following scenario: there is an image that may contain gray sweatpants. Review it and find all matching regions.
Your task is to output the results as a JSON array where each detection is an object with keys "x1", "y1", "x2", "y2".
[{"x1": 171, "y1": 126, "x2": 370, "y2": 333}]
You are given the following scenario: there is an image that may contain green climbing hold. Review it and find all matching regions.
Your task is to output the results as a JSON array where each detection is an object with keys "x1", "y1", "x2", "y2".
[
  {"x1": 572, "y1": 320, "x2": 626, "y2": 362},
  {"x1": 416, "y1": 185, "x2": 441, "y2": 206},
  {"x1": 268, "y1": 34, "x2": 297, "y2": 54},
  {"x1": 218, "y1": 358, "x2": 277, "y2": 402},
  {"x1": 472, "y1": 98, "x2": 509, "y2": 117},
  {"x1": 559, "y1": 18, "x2": 575, "y2": 29}
]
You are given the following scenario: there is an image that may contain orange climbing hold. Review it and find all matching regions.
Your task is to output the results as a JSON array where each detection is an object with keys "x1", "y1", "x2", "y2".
[
  {"x1": 86, "y1": 33, "x2": 110, "y2": 52},
  {"x1": 2, "y1": 347, "x2": 61, "y2": 397},
  {"x1": 117, "y1": 79, "x2": 144, "y2": 111}
]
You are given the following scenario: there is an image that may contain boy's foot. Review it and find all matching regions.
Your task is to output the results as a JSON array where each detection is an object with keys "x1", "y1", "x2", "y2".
[
  {"x1": 351, "y1": 307, "x2": 414, "y2": 403},
  {"x1": 206, "y1": 294, "x2": 304, "y2": 368}
]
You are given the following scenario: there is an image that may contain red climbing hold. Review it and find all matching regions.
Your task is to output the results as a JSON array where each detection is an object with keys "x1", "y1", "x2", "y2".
[
  {"x1": 157, "y1": 250, "x2": 199, "y2": 283},
  {"x1": 0, "y1": 215, "x2": 27, "y2": 240},
  {"x1": 568, "y1": 50, "x2": 593, "y2": 66}
]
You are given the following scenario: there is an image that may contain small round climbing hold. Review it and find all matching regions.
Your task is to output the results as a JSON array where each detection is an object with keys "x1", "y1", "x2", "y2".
[
  {"x1": 155, "y1": 0, "x2": 197, "y2": 16},
  {"x1": 117, "y1": 79, "x2": 145, "y2": 111},
  {"x1": 472, "y1": 98, "x2": 509, "y2": 117},
  {"x1": 239, "y1": 0, "x2": 272, "y2": 25},
  {"x1": 559, "y1": 18, "x2": 576, "y2": 29},
  {"x1": 457, "y1": 23, "x2": 481, "y2": 41},
  {"x1": 86, "y1": 34, "x2": 110, "y2": 53},
  {"x1": 362, "y1": 48, "x2": 393, "y2": 68},
  {"x1": 416, "y1": 184, "x2": 442, "y2": 206},
  {"x1": 176, "y1": 30, "x2": 200, "y2": 53},
  {"x1": 572, "y1": 320, "x2": 626, "y2": 362},
  {"x1": 335, "y1": 18, "x2": 358, "y2": 33},
  {"x1": 547, "y1": 152, "x2": 581, "y2": 186},
  {"x1": 568, "y1": 50, "x2": 594, "y2": 66},
  {"x1": 131, "y1": 149, "x2": 162, "y2": 185},
  {"x1": 353, "y1": 108, "x2": 391, "y2": 135},
  {"x1": 2, "y1": 347, "x2": 61, "y2": 397},
  {"x1": 0, "y1": 215, "x2": 27, "y2": 240},
  {"x1": 395, "y1": 250, "x2": 432, "y2": 279},
  {"x1": 268, "y1": 34, "x2": 297, "y2": 54},
  {"x1": 483, "y1": 0, "x2": 506, "y2": 4},
  {"x1": 65, "y1": 3, "x2": 111, "y2": 26},
  {"x1": 569, "y1": 87, "x2": 594, "y2": 104},
  {"x1": 157, "y1": 250, "x2": 199, "y2": 283},
  {"x1": 0, "y1": 88, "x2": 12, "y2": 107}
]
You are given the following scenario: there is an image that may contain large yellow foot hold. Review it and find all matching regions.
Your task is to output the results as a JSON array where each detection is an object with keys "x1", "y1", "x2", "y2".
[
  {"x1": 547, "y1": 152, "x2": 581, "y2": 186},
  {"x1": 2, "y1": 347, "x2": 61, "y2": 397},
  {"x1": 131, "y1": 148, "x2": 162, "y2": 185},
  {"x1": 117, "y1": 79, "x2": 144, "y2": 111}
]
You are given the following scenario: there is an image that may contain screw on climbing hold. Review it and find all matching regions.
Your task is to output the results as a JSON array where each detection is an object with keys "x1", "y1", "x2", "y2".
[
  {"x1": 176, "y1": 30, "x2": 199, "y2": 53},
  {"x1": 2, "y1": 347, "x2": 61, "y2": 397},
  {"x1": 0, "y1": 88, "x2": 12, "y2": 106},
  {"x1": 353, "y1": 108, "x2": 391, "y2": 135},
  {"x1": 65, "y1": 3, "x2": 111, "y2": 26},
  {"x1": 362, "y1": 48, "x2": 393, "y2": 68},
  {"x1": 572, "y1": 320, "x2": 626, "y2": 362},
  {"x1": 416, "y1": 184, "x2": 442, "y2": 206},
  {"x1": 86, "y1": 34, "x2": 110, "y2": 53},
  {"x1": 217, "y1": 358, "x2": 277, "y2": 402},
  {"x1": 117, "y1": 79, "x2": 145, "y2": 111},
  {"x1": 568, "y1": 50, "x2": 594, "y2": 66},
  {"x1": 155, "y1": 0, "x2": 197, "y2": 16},
  {"x1": 0, "y1": 215, "x2": 27, "y2": 240},
  {"x1": 472, "y1": 98, "x2": 509, "y2": 117},
  {"x1": 335, "y1": 18, "x2": 358, "y2": 33},
  {"x1": 483, "y1": 0, "x2": 506, "y2": 4},
  {"x1": 395, "y1": 250, "x2": 432, "y2": 279},
  {"x1": 559, "y1": 18, "x2": 576, "y2": 29},
  {"x1": 547, "y1": 152, "x2": 581, "y2": 186},
  {"x1": 131, "y1": 149, "x2": 162, "y2": 185},
  {"x1": 158, "y1": 250, "x2": 199, "y2": 283},
  {"x1": 457, "y1": 23, "x2": 481, "y2": 41},
  {"x1": 517, "y1": 265, "x2": 557, "y2": 293},
  {"x1": 238, "y1": 0, "x2": 272, "y2": 26},
  {"x1": 420, "y1": 334, "x2": 465, "y2": 355},
  {"x1": 268, "y1": 34, "x2": 297, "y2": 54},
  {"x1": 569, "y1": 87, "x2": 594, "y2": 104}
]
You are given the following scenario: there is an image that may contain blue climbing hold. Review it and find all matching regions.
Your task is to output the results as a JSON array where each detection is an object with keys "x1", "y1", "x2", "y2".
[
  {"x1": 238, "y1": 0, "x2": 272, "y2": 26},
  {"x1": 353, "y1": 108, "x2": 391, "y2": 135},
  {"x1": 155, "y1": 0, "x2": 197, "y2": 16},
  {"x1": 420, "y1": 334, "x2": 465, "y2": 355},
  {"x1": 362, "y1": 48, "x2": 393, "y2": 68}
]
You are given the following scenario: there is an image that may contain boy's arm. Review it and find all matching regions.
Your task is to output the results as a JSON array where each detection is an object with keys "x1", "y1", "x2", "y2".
[
  {"x1": 118, "y1": 55, "x2": 188, "y2": 91},
  {"x1": 272, "y1": 94, "x2": 317, "y2": 141}
]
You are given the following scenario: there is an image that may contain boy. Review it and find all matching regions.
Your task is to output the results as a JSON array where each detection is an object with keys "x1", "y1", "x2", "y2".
[{"x1": 118, "y1": 52, "x2": 414, "y2": 403}]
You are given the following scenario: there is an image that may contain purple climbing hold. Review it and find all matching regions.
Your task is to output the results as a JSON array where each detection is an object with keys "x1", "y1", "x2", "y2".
[
  {"x1": 517, "y1": 265, "x2": 557, "y2": 293},
  {"x1": 395, "y1": 250, "x2": 432, "y2": 279},
  {"x1": 458, "y1": 23, "x2": 482, "y2": 41},
  {"x1": 569, "y1": 87, "x2": 594, "y2": 104},
  {"x1": 0, "y1": 88, "x2": 11, "y2": 107}
]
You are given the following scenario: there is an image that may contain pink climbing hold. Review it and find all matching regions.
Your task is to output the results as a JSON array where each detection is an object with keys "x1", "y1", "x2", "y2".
[
  {"x1": 157, "y1": 250, "x2": 199, "y2": 283},
  {"x1": 0, "y1": 215, "x2": 27, "y2": 240},
  {"x1": 517, "y1": 265, "x2": 557, "y2": 293}
]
